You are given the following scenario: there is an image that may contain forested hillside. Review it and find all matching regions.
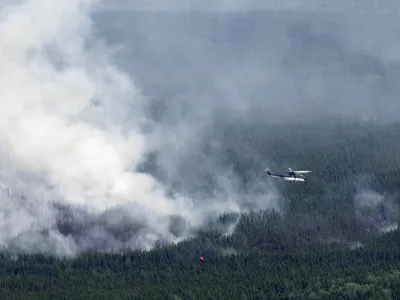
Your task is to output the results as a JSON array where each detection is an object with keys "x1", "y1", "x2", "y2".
[{"x1": 2, "y1": 119, "x2": 400, "y2": 299}]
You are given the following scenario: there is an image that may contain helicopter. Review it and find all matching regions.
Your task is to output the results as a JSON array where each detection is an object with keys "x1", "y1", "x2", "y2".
[{"x1": 265, "y1": 167, "x2": 311, "y2": 182}]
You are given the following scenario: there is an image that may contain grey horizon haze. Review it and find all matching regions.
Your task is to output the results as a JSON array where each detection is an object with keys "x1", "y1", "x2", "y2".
[{"x1": 0, "y1": 0, "x2": 398, "y2": 255}]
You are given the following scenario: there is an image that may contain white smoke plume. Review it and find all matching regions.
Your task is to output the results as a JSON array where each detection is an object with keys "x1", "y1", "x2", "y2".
[
  {"x1": 0, "y1": 0, "x2": 281, "y2": 256},
  {"x1": 354, "y1": 189, "x2": 399, "y2": 233}
]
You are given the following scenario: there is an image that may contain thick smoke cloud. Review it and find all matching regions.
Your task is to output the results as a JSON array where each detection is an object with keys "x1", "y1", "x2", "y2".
[
  {"x1": 1, "y1": 0, "x2": 400, "y2": 256},
  {"x1": 0, "y1": 0, "x2": 281, "y2": 256}
]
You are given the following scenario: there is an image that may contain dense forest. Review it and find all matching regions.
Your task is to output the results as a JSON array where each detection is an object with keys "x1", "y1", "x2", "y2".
[{"x1": 2, "y1": 119, "x2": 400, "y2": 299}]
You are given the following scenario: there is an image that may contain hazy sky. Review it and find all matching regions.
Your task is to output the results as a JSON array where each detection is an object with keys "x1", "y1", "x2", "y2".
[
  {"x1": 93, "y1": 5, "x2": 400, "y2": 124},
  {"x1": 100, "y1": 0, "x2": 400, "y2": 12}
]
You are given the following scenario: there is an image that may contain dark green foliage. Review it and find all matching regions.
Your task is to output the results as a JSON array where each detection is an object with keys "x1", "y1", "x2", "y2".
[
  {"x1": 1, "y1": 244, "x2": 400, "y2": 299},
  {"x1": 3, "y1": 119, "x2": 400, "y2": 299}
]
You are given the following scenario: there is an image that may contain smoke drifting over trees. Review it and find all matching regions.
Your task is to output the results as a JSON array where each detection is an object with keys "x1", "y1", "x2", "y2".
[{"x1": 0, "y1": 0, "x2": 399, "y2": 256}]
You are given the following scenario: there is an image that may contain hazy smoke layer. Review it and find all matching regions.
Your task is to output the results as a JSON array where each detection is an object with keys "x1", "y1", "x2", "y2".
[
  {"x1": 103, "y1": 0, "x2": 399, "y2": 12},
  {"x1": 0, "y1": 0, "x2": 281, "y2": 256},
  {"x1": 89, "y1": 7, "x2": 400, "y2": 254},
  {"x1": 3, "y1": 1, "x2": 399, "y2": 256},
  {"x1": 91, "y1": 7, "x2": 400, "y2": 210},
  {"x1": 354, "y1": 189, "x2": 399, "y2": 233}
]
